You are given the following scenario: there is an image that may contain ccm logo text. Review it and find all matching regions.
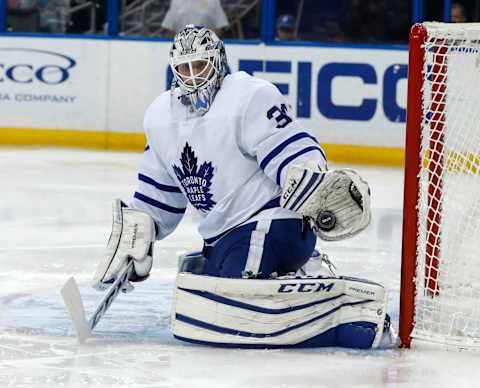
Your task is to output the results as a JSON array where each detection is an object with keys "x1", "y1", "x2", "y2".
[{"x1": 277, "y1": 282, "x2": 334, "y2": 293}]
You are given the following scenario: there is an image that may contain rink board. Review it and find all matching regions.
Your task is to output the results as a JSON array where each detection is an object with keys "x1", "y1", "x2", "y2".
[{"x1": 0, "y1": 37, "x2": 407, "y2": 165}]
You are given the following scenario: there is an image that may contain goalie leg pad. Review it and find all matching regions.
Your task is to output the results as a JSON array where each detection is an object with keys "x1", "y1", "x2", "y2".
[{"x1": 171, "y1": 273, "x2": 389, "y2": 349}]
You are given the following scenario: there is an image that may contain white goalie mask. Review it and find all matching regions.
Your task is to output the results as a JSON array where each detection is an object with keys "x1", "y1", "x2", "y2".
[{"x1": 169, "y1": 25, "x2": 228, "y2": 115}]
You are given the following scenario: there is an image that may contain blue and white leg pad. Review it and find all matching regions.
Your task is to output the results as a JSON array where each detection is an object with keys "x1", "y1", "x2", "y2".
[{"x1": 171, "y1": 273, "x2": 388, "y2": 349}]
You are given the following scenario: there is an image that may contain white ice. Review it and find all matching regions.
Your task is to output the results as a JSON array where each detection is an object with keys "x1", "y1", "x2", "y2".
[{"x1": 0, "y1": 148, "x2": 478, "y2": 388}]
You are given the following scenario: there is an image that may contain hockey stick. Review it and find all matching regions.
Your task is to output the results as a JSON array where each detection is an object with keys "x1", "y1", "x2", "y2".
[{"x1": 61, "y1": 259, "x2": 134, "y2": 343}]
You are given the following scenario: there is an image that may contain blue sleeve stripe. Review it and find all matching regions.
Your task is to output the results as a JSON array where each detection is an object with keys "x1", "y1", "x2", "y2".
[
  {"x1": 259, "y1": 132, "x2": 320, "y2": 171},
  {"x1": 292, "y1": 174, "x2": 324, "y2": 212},
  {"x1": 134, "y1": 192, "x2": 186, "y2": 214},
  {"x1": 276, "y1": 146, "x2": 325, "y2": 185},
  {"x1": 138, "y1": 173, "x2": 182, "y2": 193},
  {"x1": 288, "y1": 172, "x2": 325, "y2": 212},
  {"x1": 281, "y1": 169, "x2": 308, "y2": 209}
]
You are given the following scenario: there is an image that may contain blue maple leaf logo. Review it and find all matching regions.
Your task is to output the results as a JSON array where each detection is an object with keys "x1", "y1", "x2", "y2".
[{"x1": 173, "y1": 143, "x2": 216, "y2": 212}]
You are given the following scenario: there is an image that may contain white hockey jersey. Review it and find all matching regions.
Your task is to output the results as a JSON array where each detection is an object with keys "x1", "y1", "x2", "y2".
[{"x1": 131, "y1": 71, "x2": 327, "y2": 242}]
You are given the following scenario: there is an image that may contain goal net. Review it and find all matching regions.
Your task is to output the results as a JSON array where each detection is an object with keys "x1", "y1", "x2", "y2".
[{"x1": 400, "y1": 22, "x2": 480, "y2": 350}]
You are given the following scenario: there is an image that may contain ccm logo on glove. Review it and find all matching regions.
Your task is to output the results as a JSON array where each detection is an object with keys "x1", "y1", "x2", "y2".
[{"x1": 282, "y1": 177, "x2": 298, "y2": 202}]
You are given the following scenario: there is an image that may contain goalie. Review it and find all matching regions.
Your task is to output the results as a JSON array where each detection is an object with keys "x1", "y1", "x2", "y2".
[{"x1": 92, "y1": 25, "x2": 391, "y2": 349}]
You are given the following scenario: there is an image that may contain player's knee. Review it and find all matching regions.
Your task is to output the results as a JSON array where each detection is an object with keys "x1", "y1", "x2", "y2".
[
  {"x1": 267, "y1": 220, "x2": 317, "y2": 274},
  {"x1": 218, "y1": 243, "x2": 253, "y2": 278},
  {"x1": 202, "y1": 219, "x2": 317, "y2": 279}
]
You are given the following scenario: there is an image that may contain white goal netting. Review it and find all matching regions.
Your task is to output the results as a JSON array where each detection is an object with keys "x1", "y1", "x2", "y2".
[{"x1": 414, "y1": 23, "x2": 480, "y2": 349}]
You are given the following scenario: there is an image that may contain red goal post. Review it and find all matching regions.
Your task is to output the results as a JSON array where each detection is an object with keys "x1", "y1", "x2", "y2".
[{"x1": 401, "y1": 22, "x2": 480, "y2": 350}]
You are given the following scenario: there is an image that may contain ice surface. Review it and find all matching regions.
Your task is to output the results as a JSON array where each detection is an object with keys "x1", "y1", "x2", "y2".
[{"x1": 0, "y1": 148, "x2": 479, "y2": 388}]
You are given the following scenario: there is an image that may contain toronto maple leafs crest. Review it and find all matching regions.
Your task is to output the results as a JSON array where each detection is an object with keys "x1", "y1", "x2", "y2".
[{"x1": 173, "y1": 143, "x2": 216, "y2": 212}]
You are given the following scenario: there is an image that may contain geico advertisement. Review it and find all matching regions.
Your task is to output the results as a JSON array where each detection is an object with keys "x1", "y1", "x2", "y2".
[
  {"x1": 0, "y1": 38, "x2": 108, "y2": 130},
  {"x1": 109, "y1": 41, "x2": 408, "y2": 147},
  {"x1": 227, "y1": 45, "x2": 408, "y2": 147},
  {"x1": 0, "y1": 38, "x2": 408, "y2": 147}
]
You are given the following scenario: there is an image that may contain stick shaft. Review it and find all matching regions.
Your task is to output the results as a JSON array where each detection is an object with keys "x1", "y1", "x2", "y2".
[
  {"x1": 61, "y1": 260, "x2": 134, "y2": 343},
  {"x1": 88, "y1": 260, "x2": 134, "y2": 331}
]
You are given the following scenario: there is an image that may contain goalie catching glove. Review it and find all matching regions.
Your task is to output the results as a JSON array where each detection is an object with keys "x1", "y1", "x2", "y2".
[
  {"x1": 92, "y1": 199, "x2": 156, "y2": 292},
  {"x1": 280, "y1": 163, "x2": 371, "y2": 241}
]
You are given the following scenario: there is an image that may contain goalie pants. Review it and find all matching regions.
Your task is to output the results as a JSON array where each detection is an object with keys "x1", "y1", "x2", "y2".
[{"x1": 202, "y1": 218, "x2": 316, "y2": 278}]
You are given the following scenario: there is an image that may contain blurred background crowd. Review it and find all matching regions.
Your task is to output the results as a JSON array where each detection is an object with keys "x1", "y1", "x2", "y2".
[{"x1": 4, "y1": 0, "x2": 476, "y2": 43}]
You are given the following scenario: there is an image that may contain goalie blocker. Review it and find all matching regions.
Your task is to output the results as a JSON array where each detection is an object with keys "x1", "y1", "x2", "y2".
[{"x1": 172, "y1": 254, "x2": 390, "y2": 349}]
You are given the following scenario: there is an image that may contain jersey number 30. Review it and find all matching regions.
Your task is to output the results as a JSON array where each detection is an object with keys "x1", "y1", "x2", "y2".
[{"x1": 267, "y1": 104, "x2": 292, "y2": 129}]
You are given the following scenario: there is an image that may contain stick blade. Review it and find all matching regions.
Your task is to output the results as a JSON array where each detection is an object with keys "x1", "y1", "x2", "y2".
[{"x1": 61, "y1": 277, "x2": 91, "y2": 343}]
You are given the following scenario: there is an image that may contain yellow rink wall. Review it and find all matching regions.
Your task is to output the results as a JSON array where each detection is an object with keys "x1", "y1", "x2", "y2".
[
  {"x1": 0, "y1": 37, "x2": 408, "y2": 166},
  {"x1": 0, "y1": 127, "x2": 146, "y2": 151},
  {"x1": 0, "y1": 127, "x2": 405, "y2": 166}
]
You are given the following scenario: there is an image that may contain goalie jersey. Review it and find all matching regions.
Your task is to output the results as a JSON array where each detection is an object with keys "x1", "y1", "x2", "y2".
[{"x1": 131, "y1": 71, "x2": 327, "y2": 242}]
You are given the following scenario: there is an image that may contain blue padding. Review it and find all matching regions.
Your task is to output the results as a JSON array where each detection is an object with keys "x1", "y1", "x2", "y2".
[
  {"x1": 203, "y1": 197, "x2": 280, "y2": 245},
  {"x1": 173, "y1": 321, "x2": 377, "y2": 349},
  {"x1": 175, "y1": 299, "x2": 370, "y2": 338}
]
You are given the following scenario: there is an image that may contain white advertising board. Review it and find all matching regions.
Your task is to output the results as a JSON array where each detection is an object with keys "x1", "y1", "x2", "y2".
[
  {"x1": 109, "y1": 41, "x2": 408, "y2": 147},
  {"x1": 229, "y1": 45, "x2": 408, "y2": 147},
  {"x1": 0, "y1": 37, "x2": 408, "y2": 149},
  {"x1": 108, "y1": 40, "x2": 171, "y2": 134},
  {"x1": 0, "y1": 37, "x2": 109, "y2": 131}
]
